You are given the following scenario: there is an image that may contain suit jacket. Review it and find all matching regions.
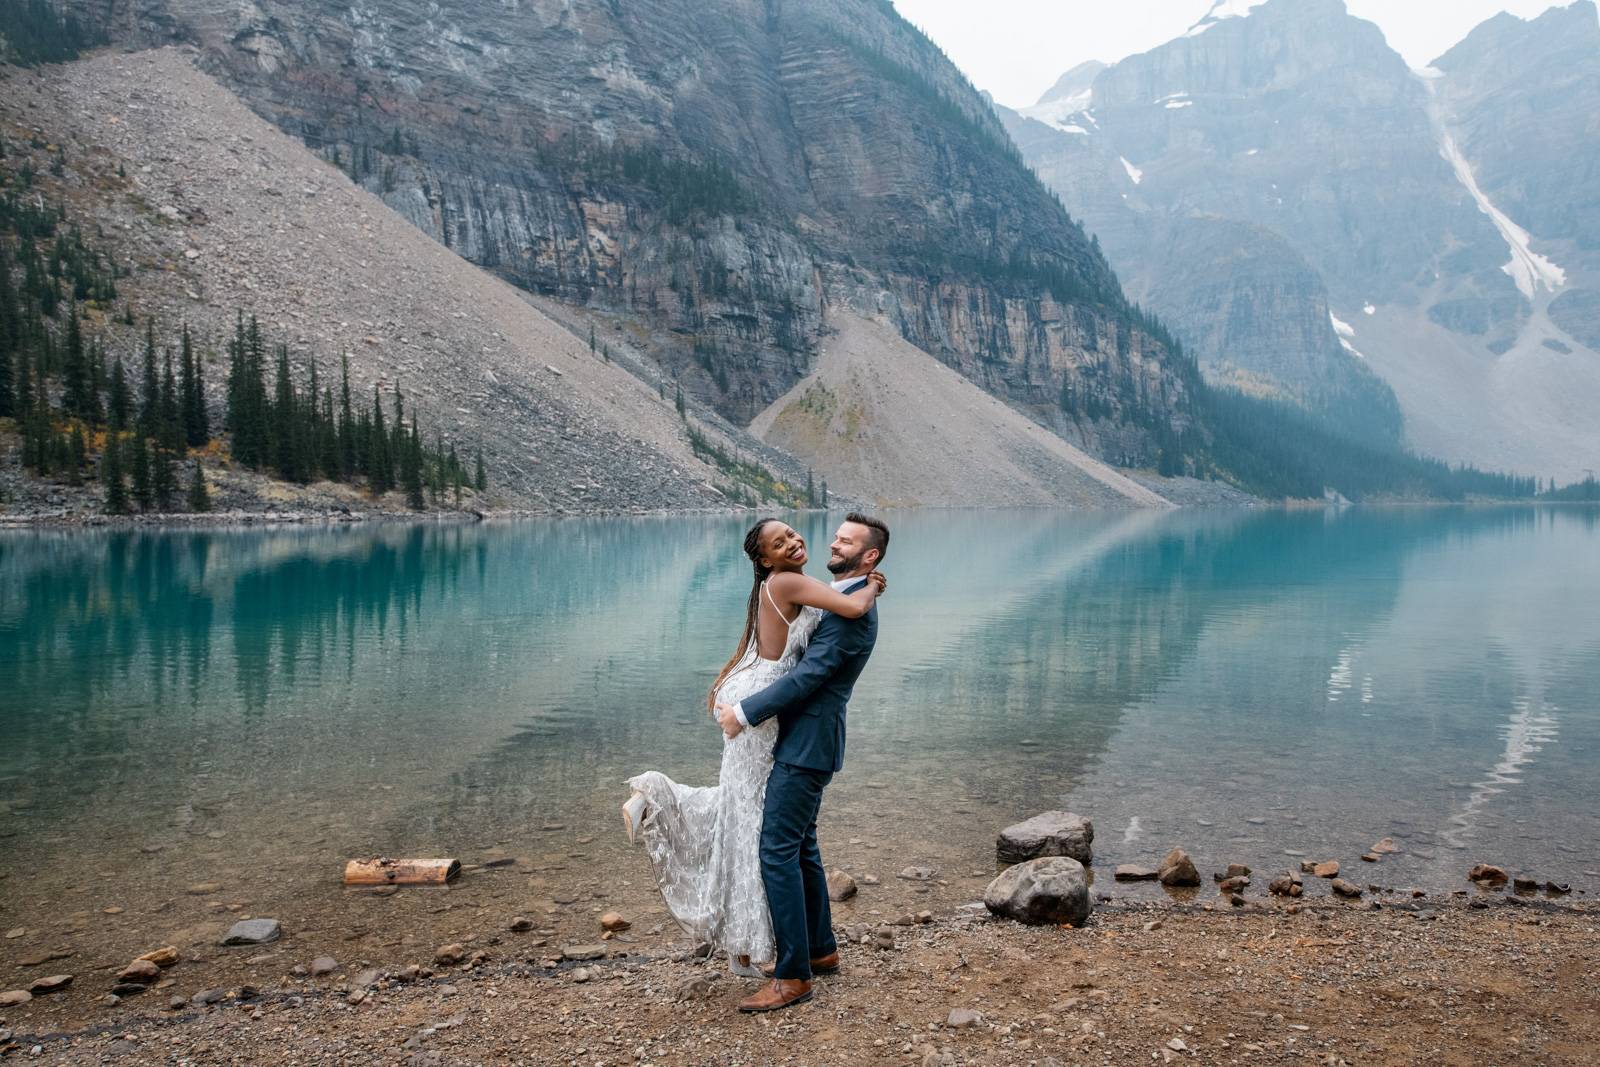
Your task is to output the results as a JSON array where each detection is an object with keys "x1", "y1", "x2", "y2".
[{"x1": 741, "y1": 577, "x2": 878, "y2": 774}]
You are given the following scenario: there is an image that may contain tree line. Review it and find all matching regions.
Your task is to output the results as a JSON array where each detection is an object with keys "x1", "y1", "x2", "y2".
[{"x1": 2, "y1": 153, "x2": 489, "y2": 515}]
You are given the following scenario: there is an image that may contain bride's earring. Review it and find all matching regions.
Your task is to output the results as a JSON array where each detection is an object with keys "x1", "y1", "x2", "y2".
[{"x1": 622, "y1": 792, "x2": 648, "y2": 846}]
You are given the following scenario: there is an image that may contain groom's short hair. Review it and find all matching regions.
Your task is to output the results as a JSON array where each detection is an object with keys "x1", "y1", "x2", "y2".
[{"x1": 845, "y1": 512, "x2": 890, "y2": 563}]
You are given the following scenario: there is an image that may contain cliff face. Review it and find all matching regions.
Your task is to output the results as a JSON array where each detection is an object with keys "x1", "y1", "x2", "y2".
[{"x1": 60, "y1": 0, "x2": 1199, "y2": 463}]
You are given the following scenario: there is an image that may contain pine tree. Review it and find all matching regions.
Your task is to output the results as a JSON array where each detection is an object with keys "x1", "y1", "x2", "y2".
[
  {"x1": 338, "y1": 353, "x2": 355, "y2": 477},
  {"x1": 180, "y1": 324, "x2": 208, "y2": 447},
  {"x1": 368, "y1": 386, "x2": 390, "y2": 493},
  {"x1": 187, "y1": 463, "x2": 210, "y2": 512},
  {"x1": 107, "y1": 355, "x2": 129, "y2": 432},
  {"x1": 129, "y1": 431, "x2": 152, "y2": 510},
  {"x1": 675, "y1": 382, "x2": 685, "y2": 419},
  {"x1": 61, "y1": 302, "x2": 88, "y2": 417},
  {"x1": 806, "y1": 468, "x2": 816, "y2": 507},
  {"x1": 159, "y1": 346, "x2": 181, "y2": 451},
  {"x1": 0, "y1": 242, "x2": 16, "y2": 418},
  {"x1": 475, "y1": 448, "x2": 487, "y2": 492},
  {"x1": 588, "y1": 322, "x2": 596, "y2": 354},
  {"x1": 67, "y1": 423, "x2": 86, "y2": 485},
  {"x1": 404, "y1": 416, "x2": 426, "y2": 509},
  {"x1": 15, "y1": 340, "x2": 33, "y2": 418},
  {"x1": 152, "y1": 445, "x2": 176, "y2": 510},
  {"x1": 138, "y1": 318, "x2": 158, "y2": 438},
  {"x1": 389, "y1": 381, "x2": 405, "y2": 487},
  {"x1": 86, "y1": 339, "x2": 104, "y2": 426},
  {"x1": 272, "y1": 343, "x2": 298, "y2": 480},
  {"x1": 319, "y1": 387, "x2": 339, "y2": 477},
  {"x1": 102, "y1": 434, "x2": 128, "y2": 514}
]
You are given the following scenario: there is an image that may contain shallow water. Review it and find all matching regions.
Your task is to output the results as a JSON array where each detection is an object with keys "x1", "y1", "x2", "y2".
[{"x1": 1, "y1": 508, "x2": 1597, "y2": 993}]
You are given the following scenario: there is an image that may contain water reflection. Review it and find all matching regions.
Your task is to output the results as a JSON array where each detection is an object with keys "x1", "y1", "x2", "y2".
[{"x1": 1, "y1": 508, "x2": 1597, "y2": 902}]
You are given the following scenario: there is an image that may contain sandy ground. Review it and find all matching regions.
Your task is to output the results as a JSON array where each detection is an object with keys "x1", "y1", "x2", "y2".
[{"x1": 1, "y1": 896, "x2": 1595, "y2": 1066}]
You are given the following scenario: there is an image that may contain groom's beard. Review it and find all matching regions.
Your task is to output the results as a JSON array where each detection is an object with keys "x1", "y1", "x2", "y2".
[{"x1": 827, "y1": 548, "x2": 867, "y2": 576}]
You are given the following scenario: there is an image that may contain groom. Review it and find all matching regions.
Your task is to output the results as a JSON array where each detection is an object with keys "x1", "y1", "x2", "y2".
[{"x1": 715, "y1": 513, "x2": 890, "y2": 1013}]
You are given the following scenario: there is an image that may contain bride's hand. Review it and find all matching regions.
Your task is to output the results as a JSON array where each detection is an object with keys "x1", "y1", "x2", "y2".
[{"x1": 868, "y1": 570, "x2": 887, "y2": 595}]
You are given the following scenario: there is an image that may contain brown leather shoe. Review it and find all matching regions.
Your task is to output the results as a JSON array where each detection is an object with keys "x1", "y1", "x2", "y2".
[
  {"x1": 760, "y1": 951, "x2": 840, "y2": 979},
  {"x1": 737, "y1": 978, "x2": 813, "y2": 1013}
]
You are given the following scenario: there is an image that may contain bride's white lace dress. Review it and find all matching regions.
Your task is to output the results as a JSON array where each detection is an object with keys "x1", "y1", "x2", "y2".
[{"x1": 627, "y1": 594, "x2": 821, "y2": 973}]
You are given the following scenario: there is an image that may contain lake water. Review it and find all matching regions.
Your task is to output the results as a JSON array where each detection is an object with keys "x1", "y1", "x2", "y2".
[{"x1": 2, "y1": 508, "x2": 1598, "y2": 996}]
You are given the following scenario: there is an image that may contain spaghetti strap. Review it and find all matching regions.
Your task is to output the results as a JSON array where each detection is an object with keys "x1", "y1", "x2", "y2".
[{"x1": 763, "y1": 579, "x2": 796, "y2": 626}]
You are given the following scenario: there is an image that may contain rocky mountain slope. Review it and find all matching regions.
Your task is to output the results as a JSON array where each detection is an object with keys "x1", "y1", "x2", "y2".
[
  {"x1": 748, "y1": 312, "x2": 1173, "y2": 509},
  {"x1": 1001, "y1": 0, "x2": 1600, "y2": 481},
  {"x1": 52, "y1": 0, "x2": 1203, "y2": 470},
  {"x1": 4, "y1": 48, "x2": 773, "y2": 517}
]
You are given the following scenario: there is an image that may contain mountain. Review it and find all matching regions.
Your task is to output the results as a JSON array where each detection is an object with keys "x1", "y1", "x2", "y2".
[
  {"x1": 53, "y1": 0, "x2": 1204, "y2": 474},
  {"x1": 1002, "y1": 0, "x2": 1600, "y2": 480},
  {"x1": 2, "y1": 47, "x2": 770, "y2": 517}
]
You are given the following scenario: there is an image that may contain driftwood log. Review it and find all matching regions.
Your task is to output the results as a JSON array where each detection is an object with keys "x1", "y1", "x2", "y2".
[{"x1": 343, "y1": 857, "x2": 461, "y2": 886}]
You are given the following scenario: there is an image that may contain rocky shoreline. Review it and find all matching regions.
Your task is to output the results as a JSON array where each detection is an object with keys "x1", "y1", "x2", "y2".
[{"x1": 1, "y1": 894, "x2": 1594, "y2": 1065}]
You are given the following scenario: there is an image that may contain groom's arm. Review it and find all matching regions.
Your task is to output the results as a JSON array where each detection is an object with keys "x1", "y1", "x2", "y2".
[{"x1": 737, "y1": 614, "x2": 865, "y2": 728}]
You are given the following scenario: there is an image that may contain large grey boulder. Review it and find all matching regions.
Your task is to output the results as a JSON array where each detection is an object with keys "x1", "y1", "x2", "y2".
[
  {"x1": 996, "y1": 811, "x2": 1093, "y2": 865},
  {"x1": 983, "y1": 857, "x2": 1092, "y2": 927}
]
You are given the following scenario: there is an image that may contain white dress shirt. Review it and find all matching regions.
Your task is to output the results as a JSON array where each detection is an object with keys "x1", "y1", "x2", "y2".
[{"x1": 732, "y1": 574, "x2": 864, "y2": 728}]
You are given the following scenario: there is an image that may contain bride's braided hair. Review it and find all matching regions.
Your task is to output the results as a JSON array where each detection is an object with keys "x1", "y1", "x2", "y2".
[{"x1": 708, "y1": 518, "x2": 778, "y2": 715}]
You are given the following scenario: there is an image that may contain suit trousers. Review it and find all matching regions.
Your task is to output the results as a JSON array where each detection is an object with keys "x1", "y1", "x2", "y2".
[{"x1": 759, "y1": 760, "x2": 836, "y2": 979}]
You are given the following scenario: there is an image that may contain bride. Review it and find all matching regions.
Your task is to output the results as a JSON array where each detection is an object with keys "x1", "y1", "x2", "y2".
[{"x1": 622, "y1": 518, "x2": 884, "y2": 975}]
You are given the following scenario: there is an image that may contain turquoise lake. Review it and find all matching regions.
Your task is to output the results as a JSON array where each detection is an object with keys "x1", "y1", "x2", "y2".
[{"x1": 1, "y1": 508, "x2": 1597, "y2": 981}]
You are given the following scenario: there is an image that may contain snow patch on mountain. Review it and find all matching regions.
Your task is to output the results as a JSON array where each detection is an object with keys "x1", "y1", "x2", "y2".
[
  {"x1": 1428, "y1": 105, "x2": 1566, "y2": 300},
  {"x1": 1120, "y1": 156, "x2": 1144, "y2": 185},
  {"x1": 1018, "y1": 88, "x2": 1093, "y2": 130},
  {"x1": 1187, "y1": 0, "x2": 1264, "y2": 37},
  {"x1": 1330, "y1": 312, "x2": 1356, "y2": 338}
]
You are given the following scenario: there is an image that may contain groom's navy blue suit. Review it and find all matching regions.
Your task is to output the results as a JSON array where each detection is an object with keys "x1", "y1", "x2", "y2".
[{"x1": 740, "y1": 577, "x2": 878, "y2": 981}]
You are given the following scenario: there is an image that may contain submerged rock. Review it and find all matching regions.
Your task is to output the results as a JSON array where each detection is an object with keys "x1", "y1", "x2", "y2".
[
  {"x1": 996, "y1": 811, "x2": 1094, "y2": 865},
  {"x1": 1331, "y1": 879, "x2": 1363, "y2": 898},
  {"x1": 1469, "y1": 864, "x2": 1509, "y2": 885},
  {"x1": 1114, "y1": 864, "x2": 1159, "y2": 882},
  {"x1": 984, "y1": 857, "x2": 1091, "y2": 927}
]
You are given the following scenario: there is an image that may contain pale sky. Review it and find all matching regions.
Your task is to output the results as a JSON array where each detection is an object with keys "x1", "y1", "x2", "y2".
[{"x1": 892, "y1": 0, "x2": 1577, "y2": 108}]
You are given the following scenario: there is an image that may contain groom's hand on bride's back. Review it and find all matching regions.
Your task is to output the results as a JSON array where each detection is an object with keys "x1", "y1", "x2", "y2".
[{"x1": 714, "y1": 702, "x2": 743, "y2": 738}]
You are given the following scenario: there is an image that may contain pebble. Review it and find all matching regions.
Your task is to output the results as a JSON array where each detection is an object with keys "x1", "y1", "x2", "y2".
[
  {"x1": 187, "y1": 882, "x2": 224, "y2": 895},
  {"x1": 1311, "y1": 861, "x2": 1340, "y2": 879},
  {"x1": 222, "y1": 918, "x2": 282, "y2": 945},
  {"x1": 561, "y1": 944, "x2": 605, "y2": 961},
  {"x1": 190, "y1": 988, "x2": 227, "y2": 1006},
  {"x1": 827, "y1": 870, "x2": 859, "y2": 901},
  {"x1": 434, "y1": 944, "x2": 466, "y2": 966},
  {"x1": 899, "y1": 866, "x2": 937, "y2": 881},
  {"x1": 946, "y1": 1008, "x2": 983, "y2": 1028},
  {"x1": 598, "y1": 912, "x2": 630, "y2": 932},
  {"x1": 1159, "y1": 848, "x2": 1201, "y2": 887},
  {"x1": 29, "y1": 974, "x2": 73, "y2": 994},
  {"x1": 138, "y1": 946, "x2": 180, "y2": 967},
  {"x1": 117, "y1": 959, "x2": 161, "y2": 985},
  {"x1": 0, "y1": 990, "x2": 31, "y2": 1006},
  {"x1": 1114, "y1": 865, "x2": 1159, "y2": 881},
  {"x1": 508, "y1": 917, "x2": 535, "y2": 933},
  {"x1": 309, "y1": 956, "x2": 338, "y2": 976},
  {"x1": 1469, "y1": 864, "x2": 1509, "y2": 885},
  {"x1": 1331, "y1": 879, "x2": 1363, "y2": 898}
]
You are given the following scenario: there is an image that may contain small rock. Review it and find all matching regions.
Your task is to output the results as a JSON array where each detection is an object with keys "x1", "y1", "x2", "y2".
[
  {"x1": 508, "y1": 917, "x2": 535, "y2": 933},
  {"x1": 352, "y1": 968, "x2": 381, "y2": 988},
  {"x1": 116, "y1": 959, "x2": 160, "y2": 985},
  {"x1": 190, "y1": 988, "x2": 227, "y2": 1006},
  {"x1": 916, "y1": 910, "x2": 934, "y2": 924},
  {"x1": 222, "y1": 919, "x2": 281, "y2": 945},
  {"x1": 1268, "y1": 873, "x2": 1304, "y2": 897},
  {"x1": 1513, "y1": 875, "x2": 1540, "y2": 893},
  {"x1": 1114, "y1": 865, "x2": 1159, "y2": 882},
  {"x1": 186, "y1": 883, "x2": 224, "y2": 896},
  {"x1": 899, "y1": 866, "x2": 937, "y2": 881},
  {"x1": 1168, "y1": 1037, "x2": 1189, "y2": 1052},
  {"x1": 309, "y1": 956, "x2": 338, "y2": 976},
  {"x1": 433, "y1": 944, "x2": 466, "y2": 966},
  {"x1": 137, "y1": 946, "x2": 179, "y2": 968},
  {"x1": 827, "y1": 870, "x2": 858, "y2": 902},
  {"x1": 561, "y1": 944, "x2": 605, "y2": 961},
  {"x1": 345, "y1": 989, "x2": 366, "y2": 1005},
  {"x1": 1469, "y1": 864, "x2": 1509, "y2": 885},
  {"x1": 1213, "y1": 864, "x2": 1252, "y2": 881},
  {"x1": 1330, "y1": 879, "x2": 1363, "y2": 898},
  {"x1": 1546, "y1": 881, "x2": 1571, "y2": 895},
  {"x1": 1360, "y1": 853, "x2": 1380, "y2": 863},
  {"x1": 947, "y1": 1008, "x2": 984, "y2": 1028},
  {"x1": 110, "y1": 983, "x2": 148, "y2": 997},
  {"x1": 984, "y1": 857, "x2": 1091, "y2": 927},
  {"x1": 996, "y1": 812, "x2": 1094, "y2": 865},
  {"x1": 1312, "y1": 861, "x2": 1340, "y2": 879},
  {"x1": 599, "y1": 912, "x2": 630, "y2": 932},
  {"x1": 1158, "y1": 848, "x2": 1201, "y2": 888},
  {"x1": 0, "y1": 990, "x2": 31, "y2": 1007},
  {"x1": 1142, "y1": 919, "x2": 1164, "y2": 932},
  {"x1": 1371, "y1": 837, "x2": 1402, "y2": 854},
  {"x1": 1218, "y1": 876, "x2": 1250, "y2": 894},
  {"x1": 29, "y1": 975, "x2": 73, "y2": 994}
]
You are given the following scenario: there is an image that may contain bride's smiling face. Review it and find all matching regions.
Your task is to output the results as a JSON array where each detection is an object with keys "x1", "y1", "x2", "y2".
[{"x1": 758, "y1": 522, "x2": 808, "y2": 573}]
